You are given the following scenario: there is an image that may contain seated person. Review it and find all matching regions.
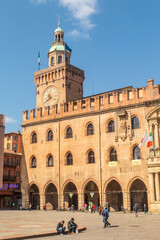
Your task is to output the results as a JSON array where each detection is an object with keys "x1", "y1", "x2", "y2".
[
  {"x1": 68, "y1": 218, "x2": 78, "y2": 233},
  {"x1": 56, "y1": 220, "x2": 66, "y2": 235}
]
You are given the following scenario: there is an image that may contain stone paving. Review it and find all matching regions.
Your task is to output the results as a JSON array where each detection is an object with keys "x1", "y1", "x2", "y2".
[{"x1": 0, "y1": 210, "x2": 160, "y2": 240}]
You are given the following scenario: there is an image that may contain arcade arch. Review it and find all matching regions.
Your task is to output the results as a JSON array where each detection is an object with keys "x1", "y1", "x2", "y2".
[
  {"x1": 106, "y1": 180, "x2": 123, "y2": 211},
  {"x1": 129, "y1": 178, "x2": 148, "y2": 211},
  {"x1": 84, "y1": 180, "x2": 99, "y2": 206},
  {"x1": 63, "y1": 182, "x2": 78, "y2": 210},
  {"x1": 28, "y1": 184, "x2": 40, "y2": 209},
  {"x1": 45, "y1": 183, "x2": 58, "y2": 210}
]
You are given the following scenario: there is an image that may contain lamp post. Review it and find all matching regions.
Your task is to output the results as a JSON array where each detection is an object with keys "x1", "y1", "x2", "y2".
[{"x1": 90, "y1": 192, "x2": 94, "y2": 198}]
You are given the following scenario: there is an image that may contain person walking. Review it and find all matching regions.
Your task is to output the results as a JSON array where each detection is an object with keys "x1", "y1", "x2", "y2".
[
  {"x1": 56, "y1": 220, "x2": 66, "y2": 235},
  {"x1": 144, "y1": 204, "x2": 148, "y2": 214},
  {"x1": 99, "y1": 205, "x2": 102, "y2": 215},
  {"x1": 93, "y1": 204, "x2": 96, "y2": 213},
  {"x1": 103, "y1": 207, "x2": 110, "y2": 228},
  {"x1": 133, "y1": 203, "x2": 139, "y2": 217},
  {"x1": 68, "y1": 218, "x2": 78, "y2": 233}
]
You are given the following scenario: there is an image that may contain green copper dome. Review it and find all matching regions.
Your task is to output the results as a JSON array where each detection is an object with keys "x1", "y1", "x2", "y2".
[
  {"x1": 49, "y1": 44, "x2": 71, "y2": 53},
  {"x1": 55, "y1": 26, "x2": 64, "y2": 33}
]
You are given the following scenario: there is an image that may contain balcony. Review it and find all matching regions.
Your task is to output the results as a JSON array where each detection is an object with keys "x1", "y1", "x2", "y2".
[
  {"x1": 3, "y1": 175, "x2": 16, "y2": 181},
  {"x1": 4, "y1": 163, "x2": 17, "y2": 168}
]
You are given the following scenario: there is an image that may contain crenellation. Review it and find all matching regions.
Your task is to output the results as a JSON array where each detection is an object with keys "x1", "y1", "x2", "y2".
[
  {"x1": 44, "y1": 106, "x2": 50, "y2": 116},
  {"x1": 23, "y1": 110, "x2": 28, "y2": 121},
  {"x1": 37, "y1": 107, "x2": 42, "y2": 118},
  {"x1": 76, "y1": 100, "x2": 80, "y2": 111},
  {"x1": 29, "y1": 109, "x2": 35, "y2": 119},
  {"x1": 23, "y1": 80, "x2": 160, "y2": 124}
]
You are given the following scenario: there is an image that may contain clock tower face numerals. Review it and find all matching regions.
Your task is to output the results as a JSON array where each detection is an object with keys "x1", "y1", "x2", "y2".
[{"x1": 42, "y1": 86, "x2": 59, "y2": 107}]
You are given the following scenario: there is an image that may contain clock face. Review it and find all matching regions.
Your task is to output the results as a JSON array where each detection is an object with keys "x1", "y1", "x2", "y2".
[{"x1": 42, "y1": 86, "x2": 59, "y2": 107}]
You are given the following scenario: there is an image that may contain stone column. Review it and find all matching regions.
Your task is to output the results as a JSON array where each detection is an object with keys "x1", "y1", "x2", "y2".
[
  {"x1": 123, "y1": 192, "x2": 129, "y2": 211},
  {"x1": 155, "y1": 173, "x2": 160, "y2": 201},
  {"x1": 155, "y1": 123, "x2": 159, "y2": 149},
  {"x1": 59, "y1": 194, "x2": 64, "y2": 210},
  {"x1": 149, "y1": 173, "x2": 155, "y2": 202},
  {"x1": 115, "y1": 113, "x2": 118, "y2": 141},
  {"x1": 128, "y1": 111, "x2": 132, "y2": 137},
  {"x1": 40, "y1": 194, "x2": 45, "y2": 210},
  {"x1": 101, "y1": 193, "x2": 106, "y2": 207},
  {"x1": 78, "y1": 193, "x2": 84, "y2": 210},
  {"x1": 22, "y1": 194, "x2": 29, "y2": 209}
]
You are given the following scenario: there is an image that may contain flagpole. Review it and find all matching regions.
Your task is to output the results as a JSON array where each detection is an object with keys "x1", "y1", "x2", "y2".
[{"x1": 38, "y1": 51, "x2": 40, "y2": 71}]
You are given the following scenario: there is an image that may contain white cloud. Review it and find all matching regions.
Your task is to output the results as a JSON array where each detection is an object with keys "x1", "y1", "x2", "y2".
[
  {"x1": 68, "y1": 29, "x2": 90, "y2": 39},
  {"x1": 30, "y1": 0, "x2": 99, "y2": 39},
  {"x1": 59, "y1": 0, "x2": 98, "y2": 30},
  {"x1": 5, "y1": 117, "x2": 17, "y2": 124}
]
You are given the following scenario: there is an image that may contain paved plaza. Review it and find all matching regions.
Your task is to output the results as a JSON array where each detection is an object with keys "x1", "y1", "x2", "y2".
[{"x1": 0, "y1": 210, "x2": 160, "y2": 240}]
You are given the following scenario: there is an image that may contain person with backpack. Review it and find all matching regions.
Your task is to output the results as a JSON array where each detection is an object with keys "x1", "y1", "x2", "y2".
[
  {"x1": 133, "y1": 203, "x2": 139, "y2": 217},
  {"x1": 102, "y1": 207, "x2": 111, "y2": 228},
  {"x1": 56, "y1": 220, "x2": 66, "y2": 235},
  {"x1": 68, "y1": 218, "x2": 78, "y2": 233}
]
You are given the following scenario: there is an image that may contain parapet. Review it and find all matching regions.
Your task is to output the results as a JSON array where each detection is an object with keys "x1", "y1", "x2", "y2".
[
  {"x1": 0, "y1": 114, "x2": 5, "y2": 127},
  {"x1": 22, "y1": 79, "x2": 160, "y2": 124}
]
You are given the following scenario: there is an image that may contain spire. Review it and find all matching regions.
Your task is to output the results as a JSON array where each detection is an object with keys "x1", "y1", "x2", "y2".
[{"x1": 58, "y1": 19, "x2": 60, "y2": 27}]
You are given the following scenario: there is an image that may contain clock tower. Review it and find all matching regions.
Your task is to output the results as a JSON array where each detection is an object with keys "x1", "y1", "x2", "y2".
[{"x1": 34, "y1": 22, "x2": 85, "y2": 109}]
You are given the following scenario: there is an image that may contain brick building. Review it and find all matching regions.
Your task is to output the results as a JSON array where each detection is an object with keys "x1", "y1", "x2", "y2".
[
  {"x1": 22, "y1": 23, "x2": 160, "y2": 212},
  {"x1": 0, "y1": 114, "x2": 5, "y2": 188},
  {"x1": 0, "y1": 132, "x2": 22, "y2": 208}
]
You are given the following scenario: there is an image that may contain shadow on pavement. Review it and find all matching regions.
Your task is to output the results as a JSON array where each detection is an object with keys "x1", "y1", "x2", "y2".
[{"x1": 109, "y1": 225, "x2": 119, "y2": 228}]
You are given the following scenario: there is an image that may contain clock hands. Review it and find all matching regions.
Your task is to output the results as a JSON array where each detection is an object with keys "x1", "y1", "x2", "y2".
[{"x1": 45, "y1": 94, "x2": 52, "y2": 104}]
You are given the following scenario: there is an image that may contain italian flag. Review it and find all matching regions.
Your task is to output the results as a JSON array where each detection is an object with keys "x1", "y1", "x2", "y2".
[
  {"x1": 38, "y1": 52, "x2": 40, "y2": 66},
  {"x1": 147, "y1": 132, "x2": 153, "y2": 148},
  {"x1": 139, "y1": 132, "x2": 147, "y2": 148}
]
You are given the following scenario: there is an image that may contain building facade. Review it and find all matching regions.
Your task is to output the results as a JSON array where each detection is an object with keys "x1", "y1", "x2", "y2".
[
  {"x1": 4, "y1": 131, "x2": 22, "y2": 153},
  {"x1": 0, "y1": 132, "x2": 22, "y2": 208},
  {"x1": 22, "y1": 23, "x2": 160, "y2": 212},
  {"x1": 0, "y1": 114, "x2": 5, "y2": 188}
]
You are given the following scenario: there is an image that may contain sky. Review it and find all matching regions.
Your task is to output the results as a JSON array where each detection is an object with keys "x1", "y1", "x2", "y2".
[{"x1": 1, "y1": 0, "x2": 160, "y2": 133}]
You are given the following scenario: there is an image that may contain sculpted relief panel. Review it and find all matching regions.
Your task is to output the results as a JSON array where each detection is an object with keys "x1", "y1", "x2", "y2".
[{"x1": 115, "y1": 110, "x2": 132, "y2": 142}]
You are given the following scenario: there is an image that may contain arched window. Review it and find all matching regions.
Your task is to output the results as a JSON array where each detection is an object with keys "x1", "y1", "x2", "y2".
[
  {"x1": 32, "y1": 132, "x2": 37, "y2": 144},
  {"x1": 88, "y1": 150, "x2": 95, "y2": 164},
  {"x1": 132, "y1": 116, "x2": 139, "y2": 129},
  {"x1": 133, "y1": 146, "x2": 141, "y2": 159},
  {"x1": 31, "y1": 157, "x2": 37, "y2": 168},
  {"x1": 66, "y1": 153, "x2": 73, "y2": 165},
  {"x1": 108, "y1": 120, "x2": 115, "y2": 132},
  {"x1": 48, "y1": 155, "x2": 54, "y2": 167},
  {"x1": 48, "y1": 130, "x2": 53, "y2": 141},
  {"x1": 110, "y1": 148, "x2": 117, "y2": 161},
  {"x1": 51, "y1": 57, "x2": 54, "y2": 65},
  {"x1": 87, "y1": 123, "x2": 94, "y2": 136},
  {"x1": 58, "y1": 55, "x2": 62, "y2": 64},
  {"x1": 66, "y1": 127, "x2": 72, "y2": 138}
]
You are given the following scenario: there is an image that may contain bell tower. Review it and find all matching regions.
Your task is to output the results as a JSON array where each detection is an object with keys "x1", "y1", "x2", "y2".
[{"x1": 34, "y1": 22, "x2": 85, "y2": 109}]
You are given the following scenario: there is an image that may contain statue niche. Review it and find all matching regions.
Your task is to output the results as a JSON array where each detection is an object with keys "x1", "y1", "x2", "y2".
[
  {"x1": 119, "y1": 117, "x2": 127, "y2": 141},
  {"x1": 116, "y1": 109, "x2": 127, "y2": 141}
]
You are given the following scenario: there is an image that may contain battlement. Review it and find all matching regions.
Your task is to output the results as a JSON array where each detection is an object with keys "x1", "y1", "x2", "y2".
[
  {"x1": 23, "y1": 79, "x2": 160, "y2": 124},
  {"x1": 0, "y1": 114, "x2": 5, "y2": 127},
  {"x1": 34, "y1": 63, "x2": 85, "y2": 86}
]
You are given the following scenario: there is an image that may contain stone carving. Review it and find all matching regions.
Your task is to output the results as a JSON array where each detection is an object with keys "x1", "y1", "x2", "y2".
[{"x1": 119, "y1": 118, "x2": 127, "y2": 141}]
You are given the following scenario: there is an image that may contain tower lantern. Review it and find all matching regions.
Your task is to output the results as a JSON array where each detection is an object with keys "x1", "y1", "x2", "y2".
[
  {"x1": 48, "y1": 21, "x2": 72, "y2": 67},
  {"x1": 54, "y1": 21, "x2": 64, "y2": 42}
]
